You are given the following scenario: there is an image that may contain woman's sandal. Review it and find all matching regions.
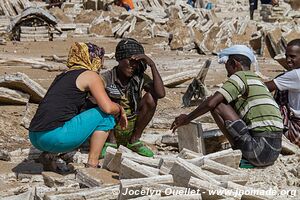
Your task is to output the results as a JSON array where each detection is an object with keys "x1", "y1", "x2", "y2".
[
  {"x1": 38, "y1": 152, "x2": 70, "y2": 173},
  {"x1": 38, "y1": 152, "x2": 59, "y2": 172}
]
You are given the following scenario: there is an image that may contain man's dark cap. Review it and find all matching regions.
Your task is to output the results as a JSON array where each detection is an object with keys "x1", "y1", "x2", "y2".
[{"x1": 115, "y1": 38, "x2": 144, "y2": 61}]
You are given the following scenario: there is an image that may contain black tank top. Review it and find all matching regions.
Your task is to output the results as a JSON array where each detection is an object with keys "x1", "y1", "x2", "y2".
[{"x1": 29, "y1": 69, "x2": 88, "y2": 132}]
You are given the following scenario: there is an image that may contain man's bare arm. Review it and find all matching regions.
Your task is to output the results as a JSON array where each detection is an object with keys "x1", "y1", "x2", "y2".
[{"x1": 265, "y1": 80, "x2": 278, "y2": 92}]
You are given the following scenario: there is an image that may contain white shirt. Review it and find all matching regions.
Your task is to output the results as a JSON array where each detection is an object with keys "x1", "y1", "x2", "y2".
[{"x1": 274, "y1": 68, "x2": 300, "y2": 117}]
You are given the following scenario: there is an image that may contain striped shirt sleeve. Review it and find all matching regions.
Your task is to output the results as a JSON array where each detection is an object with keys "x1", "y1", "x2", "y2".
[{"x1": 217, "y1": 72, "x2": 246, "y2": 103}]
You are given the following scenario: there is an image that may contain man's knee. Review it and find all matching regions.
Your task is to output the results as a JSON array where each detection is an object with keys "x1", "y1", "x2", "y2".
[
  {"x1": 213, "y1": 103, "x2": 229, "y2": 116},
  {"x1": 141, "y1": 92, "x2": 157, "y2": 110}
]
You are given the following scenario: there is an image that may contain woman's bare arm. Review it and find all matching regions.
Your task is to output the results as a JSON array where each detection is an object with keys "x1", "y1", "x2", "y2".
[{"x1": 77, "y1": 71, "x2": 120, "y2": 114}]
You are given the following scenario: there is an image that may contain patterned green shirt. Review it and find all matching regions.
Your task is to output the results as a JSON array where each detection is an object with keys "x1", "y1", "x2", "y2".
[{"x1": 217, "y1": 71, "x2": 283, "y2": 132}]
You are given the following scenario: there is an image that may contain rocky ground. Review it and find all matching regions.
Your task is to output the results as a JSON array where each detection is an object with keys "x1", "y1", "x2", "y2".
[
  {"x1": 0, "y1": 35, "x2": 299, "y2": 200},
  {"x1": 0, "y1": 0, "x2": 300, "y2": 199}
]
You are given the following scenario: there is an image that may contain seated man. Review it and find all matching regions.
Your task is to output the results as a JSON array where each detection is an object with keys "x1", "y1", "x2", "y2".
[
  {"x1": 101, "y1": 38, "x2": 165, "y2": 157},
  {"x1": 265, "y1": 39, "x2": 300, "y2": 148},
  {"x1": 171, "y1": 45, "x2": 283, "y2": 167}
]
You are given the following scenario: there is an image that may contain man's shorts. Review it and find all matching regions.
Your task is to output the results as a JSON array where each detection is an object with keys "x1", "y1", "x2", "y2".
[
  {"x1": 114, "y1": 115, "x2": 137, "y2": 146},
  {"x1": 225, "y1": 119, "x2": 282, "y2": 167}
]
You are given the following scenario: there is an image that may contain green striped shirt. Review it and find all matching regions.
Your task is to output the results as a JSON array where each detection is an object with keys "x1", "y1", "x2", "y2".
[{"x1": 218, "y1": 71, "x2": 283, "y2": 132}]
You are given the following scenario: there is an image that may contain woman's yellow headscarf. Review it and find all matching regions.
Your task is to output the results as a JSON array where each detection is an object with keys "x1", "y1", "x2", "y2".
[{"x1": 67, "y1": 42, "x2": 105, "y2": 71}]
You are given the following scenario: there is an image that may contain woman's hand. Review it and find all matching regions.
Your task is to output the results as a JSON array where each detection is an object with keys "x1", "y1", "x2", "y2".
[{"x1": 170, "y1": 114, "x2": 189, "y2": 133}]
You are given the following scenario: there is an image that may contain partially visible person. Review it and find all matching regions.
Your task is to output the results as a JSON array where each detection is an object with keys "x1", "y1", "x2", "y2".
[
  {"x1": 171, "y1": 45, "x2": 283, "y2": 167},
  {"x1": 249, "y1": 0, "x2": 273, "y2": 20},
  {"x1": 99, "y1": 38, "x2": 165, "y2": 157},
  {"x1": 29, "y1": 42, "x2": 127, "y2": 170},
  {"x1": 115, "y1": 0, "x2": 134, "y2": 11},
  {"x1": 265, "y1": 39, "x2": 300, "y2": 148}
]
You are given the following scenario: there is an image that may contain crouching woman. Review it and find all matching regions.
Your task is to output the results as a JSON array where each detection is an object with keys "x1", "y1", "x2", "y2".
[{"x1": 29, "y1": 42, "x2": 127, "y2": 168}]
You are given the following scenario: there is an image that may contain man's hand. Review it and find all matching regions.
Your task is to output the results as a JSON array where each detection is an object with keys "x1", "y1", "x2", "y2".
[
  {"x1": 114, "y1": 105, "x2": 128, "y2": 130},
  {"x1": 170, "y1": 114, "x2": 190, "y2": 133},
  {"x1": 118, "y1": 107, "x2": 128, "y2": 130},
  {"x1": 131, "y1": 54, "x2": 155, "y2": 68}
]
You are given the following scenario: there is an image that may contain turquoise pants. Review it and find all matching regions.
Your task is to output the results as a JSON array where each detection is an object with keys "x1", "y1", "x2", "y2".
[{"x1": 29, "y1": 107, "x2": 115, "y2": 153}]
